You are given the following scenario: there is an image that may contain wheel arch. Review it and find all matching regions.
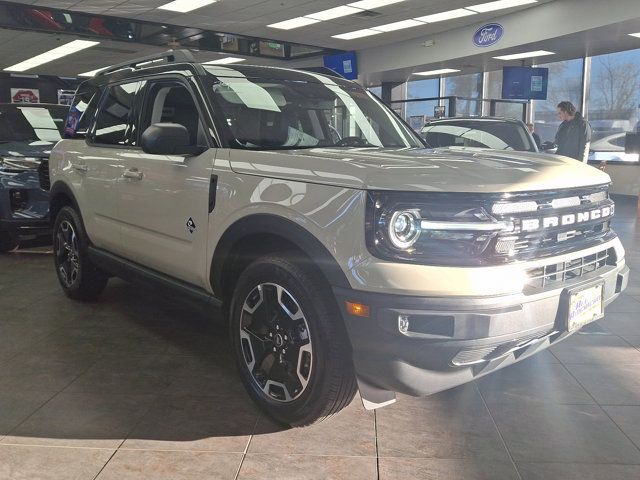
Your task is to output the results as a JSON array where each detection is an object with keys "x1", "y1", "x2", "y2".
[
  {"x1": 49, "y1": 181, "x2": 80, "y2": 227},
  {"x1": 211, "y1": 214, "x2": 351, "y2": 304}
]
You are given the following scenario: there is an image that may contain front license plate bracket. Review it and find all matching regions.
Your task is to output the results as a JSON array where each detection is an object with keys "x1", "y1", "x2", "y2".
[{"x1": 558, "y1": 281, "x2": 605, "y2": 332}]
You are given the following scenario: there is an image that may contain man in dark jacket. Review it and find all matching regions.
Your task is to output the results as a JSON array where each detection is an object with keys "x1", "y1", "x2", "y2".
[{"x1": 555, "y1": 101, "x2": 592, "y2": 162}]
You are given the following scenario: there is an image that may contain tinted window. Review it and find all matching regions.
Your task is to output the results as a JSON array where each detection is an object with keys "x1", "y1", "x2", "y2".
[
  {"x1": 0, "y1": 104, "x2": 68, "y2": 143},
  {"x1": 94, "y1": 82, "x2": 139, "y2": 145},
  {"x1": 421, "y1": 120, "x2": 535, "y2": 152},
  {"x1": 64, "y1": 84, "x2": 101, "y2": 139}
]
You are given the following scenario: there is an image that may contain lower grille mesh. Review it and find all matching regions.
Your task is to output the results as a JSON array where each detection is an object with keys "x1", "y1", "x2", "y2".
[{"x1": 526, "y1": 248, "x2": 614, "y2": 288}]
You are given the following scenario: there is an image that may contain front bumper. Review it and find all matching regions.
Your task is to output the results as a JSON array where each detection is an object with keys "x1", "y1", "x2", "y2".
[
  {"x1": 335, "y1": 258, "x2": 629, "y2": 407},
  {"x1": 0, "y1": 217, "x2": 51, "y2": 242},
  {"x1": 0, "y1": 173, "x2": 51, "y2": 243}
]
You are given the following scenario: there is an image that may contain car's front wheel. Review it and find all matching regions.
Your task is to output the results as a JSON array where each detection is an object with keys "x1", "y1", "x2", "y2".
[
  {"x1": 230, "y1": 254, "x2": 357, "y2": 427},
  {"x1": 53, "y1": 206, "x2": 108, "y2": 301}
]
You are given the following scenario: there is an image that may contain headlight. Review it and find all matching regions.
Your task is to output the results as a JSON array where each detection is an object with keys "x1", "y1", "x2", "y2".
[
  {"x1": 366, "y1": 191, "x2": 514, "y2": 266},
  {"x1": 0, "y1": 157, "x2": 40, "y2": 172},
  {"x1": 388, "y1": 210, "x2": 421, "y2": 249}
]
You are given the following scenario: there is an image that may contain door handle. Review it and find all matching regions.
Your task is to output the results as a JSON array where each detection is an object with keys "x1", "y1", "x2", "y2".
[
  {"x1": 122, "y1": 168, "x2": 143, "y2": 180},
  {"x1": 73, "y1": 164, "x2": 88, "y2": 173}
]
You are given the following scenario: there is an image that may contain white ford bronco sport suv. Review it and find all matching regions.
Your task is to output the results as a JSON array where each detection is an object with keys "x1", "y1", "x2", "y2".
[{"x1": 49, "y1": 51, "x2": 629, "y2": 426}]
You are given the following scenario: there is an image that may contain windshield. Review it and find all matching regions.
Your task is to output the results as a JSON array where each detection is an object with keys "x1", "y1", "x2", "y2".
[
  {"x1": 421, "y1": 120, "x2": 536, "y2": 152},
  {"x1": 0, "y1": 104, "x2": 68, "y2": 143},
  {"x1": 205, "y1": 67, "x2": 423, "y2": 149}
]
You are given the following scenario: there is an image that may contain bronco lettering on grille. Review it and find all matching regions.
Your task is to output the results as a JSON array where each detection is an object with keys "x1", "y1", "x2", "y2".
[{"x1": 520, "y1": 206, "x2": 613, "y2": 233}]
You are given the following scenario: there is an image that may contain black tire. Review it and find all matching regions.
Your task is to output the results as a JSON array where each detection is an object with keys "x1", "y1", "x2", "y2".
[
  {"x1": 230, "y1": 254, "x2": 357, "y2": 427},
  {"x1": 0, "y1": 232, "x2": 18, "y2": 253},
  {"x1": 53, "y1": 206, "x2": 108, "y2": 301}
]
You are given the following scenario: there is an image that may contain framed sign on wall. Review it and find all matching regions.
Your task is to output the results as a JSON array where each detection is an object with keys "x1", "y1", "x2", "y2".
[{"x1": 11, "y1": 88, "x2": 40, "y2": 103}]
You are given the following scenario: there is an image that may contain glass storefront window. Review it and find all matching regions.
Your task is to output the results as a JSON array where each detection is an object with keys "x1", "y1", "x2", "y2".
[
  {"x1": 532, "y1": 58, "x2": 583, "y2": 143},
  {"x1": 405, "y1": 78, "x2": 439, "y2": 130},
  {"x1": 368, "y1": 86, "x2": 382, "y2": 97},
  {"x1": 485, "y1": 70, "x2": 526, "y2": 120},
  {"x1": 444, "y1": 73, "x2": 482, "y2": 116},
  {"x1": 587, "y1": 48, "x2": 640, "y2": 162}
]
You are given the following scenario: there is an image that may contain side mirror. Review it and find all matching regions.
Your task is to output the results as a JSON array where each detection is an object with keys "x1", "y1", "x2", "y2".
[
  {"x1": 625, "y1": 132, "x2": 640, "y2": 155},
  {"x1": 541, "y1": 141, "x2": 558, "y2": 153},
  {"x1": 140, "y1": 123, "x2": 206, "y2": 156}
]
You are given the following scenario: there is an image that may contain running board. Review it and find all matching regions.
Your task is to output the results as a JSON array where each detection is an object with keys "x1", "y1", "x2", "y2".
[{"x1": 88, "y1": 247, "x2": 222, "y2": 309}]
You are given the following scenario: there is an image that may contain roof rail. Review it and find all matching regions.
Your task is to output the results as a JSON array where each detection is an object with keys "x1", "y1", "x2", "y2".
[{"x1": 97, "y1": 49, "x2": 196, "y2": 77}]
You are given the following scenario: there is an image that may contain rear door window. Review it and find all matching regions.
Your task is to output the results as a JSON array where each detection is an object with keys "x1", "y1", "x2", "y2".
[
  {"x1": 64, "y1": 85, "x2": 101, "y2": 139},
  {"x1": 93, "y1": 81, "x2": 140, "y2": 146}
]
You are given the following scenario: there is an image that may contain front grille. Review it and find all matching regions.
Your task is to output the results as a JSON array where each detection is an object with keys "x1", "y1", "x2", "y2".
[
  {"x1": 526, "y1": 248, "x2": 615, "y2": 288},
  {"x1": 489, "y1": 184, "x2": 615, "y2": 262},
  {"x1": 38, "y1": 159, "x2": 50, "y2": 191}
]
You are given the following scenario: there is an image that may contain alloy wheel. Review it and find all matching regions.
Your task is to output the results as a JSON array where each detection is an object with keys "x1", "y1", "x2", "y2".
[
  {"x1": 239, "y1": 283, "x2": 313, "y2": 403},
  {"x1": 55, "y1": 220, "x2": 80, "y2": 288}
]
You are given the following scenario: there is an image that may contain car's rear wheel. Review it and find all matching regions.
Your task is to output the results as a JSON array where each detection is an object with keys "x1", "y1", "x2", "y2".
[
  {"x1": 230, "y1": 254, "x2": 357, "y2": 427},
  {"x1": 53, "y1": 206, "x2": 108, "y2": 301}
]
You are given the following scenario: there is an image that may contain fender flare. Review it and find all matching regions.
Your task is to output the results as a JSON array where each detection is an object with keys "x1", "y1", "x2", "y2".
[
  {"x1": 49, "y1": 181, "x2": 81, "y2": 225},
  {"x1": 210, "y1": 214, "x2": 351, "y2": 296}
]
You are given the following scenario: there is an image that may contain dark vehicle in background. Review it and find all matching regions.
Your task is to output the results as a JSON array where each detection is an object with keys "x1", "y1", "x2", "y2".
[
  {"x1": 0, "y1": 103, "x2": 68, "y2": 251},
  {"x1": 589, "y1": 132, "x2": 639, "y2": 163},
  {"x1": 421, "y1": 117, "x2": 539, "y2": 152}
]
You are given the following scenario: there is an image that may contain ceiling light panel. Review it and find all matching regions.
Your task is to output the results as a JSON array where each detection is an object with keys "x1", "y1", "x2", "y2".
[
  {"x1": 268, "y1": 17, "x2": 320, "y2": 30},
  {"x1": 629, "y1": 32, "x2": 640, "y2": 38},
  {"x1": 332, "y1": 29, "x2": 384, "y2": 40},
  {"x1": 415, "y1": 8, "x2": 476, "y2": 23},
  {"x1": 493, "y1": 50, "x2": 554, "y2": 60},
  {"x1": 306, "y1": 5, "x2": 362, "y2": 21},
  {"x1": 203, "y1": 57, "x2": 245, "y2": 64},
  {"x1": 373, "y1": 19, "x2": 426, "y2": 32},
  {"x1": 268, "y1": 0, "x2": 408, "y2": 30},
  {"x1": 415, "y1": 68, "x2": 461, "y2": 76},
  {"x1": 467, "y1": 0, "x2": 537, "y2": 13},
  {"x1": 4, "y1": 40, "x2": 99, "y2": 72},
  {"x1": 158, "y1": 0, "x2": 219, "y2": 13}
]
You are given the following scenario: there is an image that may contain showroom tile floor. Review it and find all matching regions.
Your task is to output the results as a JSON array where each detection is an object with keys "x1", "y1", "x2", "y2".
[{"x1": 0, "y1": 197, "x2": 639, "y2": 480}]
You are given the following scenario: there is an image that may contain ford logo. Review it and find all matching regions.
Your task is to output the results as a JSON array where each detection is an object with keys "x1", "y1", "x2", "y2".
[{"x1": 473, "y1": 23, "x2": 504, "y2": 47}]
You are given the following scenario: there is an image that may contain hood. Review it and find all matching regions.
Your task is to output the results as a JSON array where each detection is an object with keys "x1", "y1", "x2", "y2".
[
  {"x1": 0, "y1": 140, "x2": 53, "y2": 159},
  {"x1": 228, "y1": 147, "x2": 610, "y2": 193}
]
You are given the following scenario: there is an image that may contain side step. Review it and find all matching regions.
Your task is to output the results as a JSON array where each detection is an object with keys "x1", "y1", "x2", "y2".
[{"x1": 88, "y1": 246, "x2": 222, "y2": 310}]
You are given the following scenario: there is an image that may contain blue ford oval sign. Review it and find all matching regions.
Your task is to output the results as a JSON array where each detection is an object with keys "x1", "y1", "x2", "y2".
[{"x1": 473, "y1": 23, "x2": 504, "y2": 47}]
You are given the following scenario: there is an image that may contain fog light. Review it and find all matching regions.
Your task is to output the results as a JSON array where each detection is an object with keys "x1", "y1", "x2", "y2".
[
  {"x1": 398, "y1": 314, "x2": 410, "y2": 333},
  {"x1": 10, "y1": 189, "x2": 28, "y2": 211}
]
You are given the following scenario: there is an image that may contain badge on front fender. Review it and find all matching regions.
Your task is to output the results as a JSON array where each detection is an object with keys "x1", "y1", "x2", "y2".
[{"x1": 186, "y1": 217, "x2": 196, "y2": 234}]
